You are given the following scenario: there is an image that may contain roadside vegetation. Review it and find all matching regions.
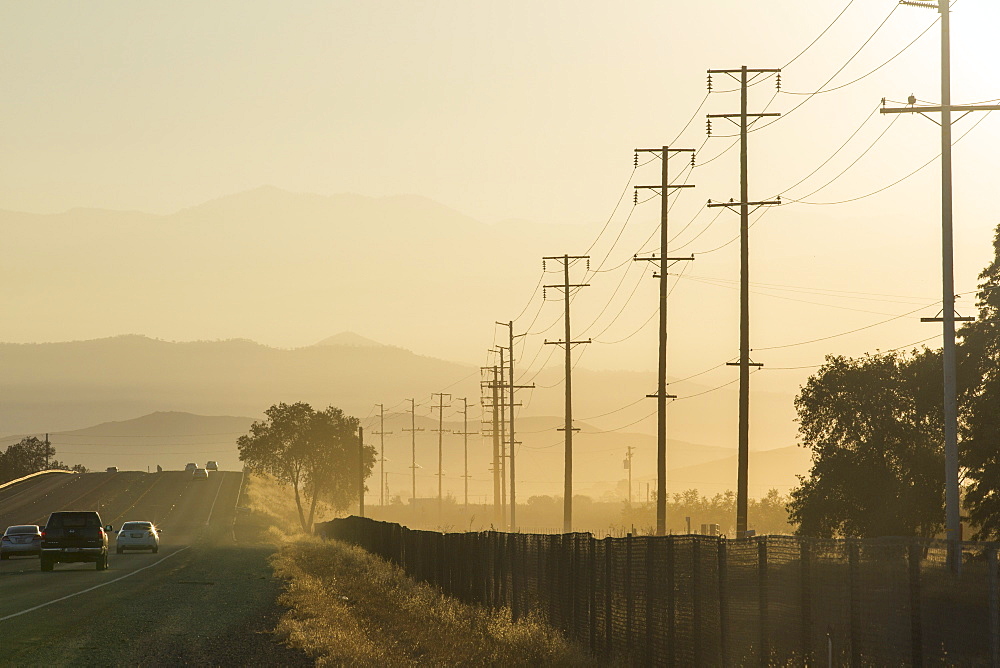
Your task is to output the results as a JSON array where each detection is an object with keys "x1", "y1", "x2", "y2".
[
  {"x1": 245, "y1": 474, "x2": 589, "y2": 666},
  {"x1": 270, "y1": 536, "x2": 592, "y2": 667}
]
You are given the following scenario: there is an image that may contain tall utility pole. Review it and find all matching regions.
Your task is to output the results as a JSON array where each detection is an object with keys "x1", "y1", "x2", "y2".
[
  {"x1": 496, "y1": 320, "x2": 534, "y2": 531},
  {"x1": 373, "y1": 404, "x2": 393, "y2": 506},
  {"x1": 707, "y1": 66, "x2": 781, "y2": 537},
  {"x1": 431, "y1": 392, "x2": 452, "y2": 519},
  {"x1": 485, "y1": 366, "x2": 502, "y2": 525},
  {"x1": 634, "y1": 145, "x2": 696, "y2": 536},
  {"x1": 403, "y1": 399, "x2": 424, "y2": 504},
  {"x1": 544, "y1": 254, "x2": 591, "y2": 533},
  {"x1": 495, "y1": 347, "x2": 508, "y2": 525},
  {"x1": 880, "y1": 0, "x2": 998, "y2": 572},
  {"x1": 358, "y1": 426, "x2": 365, "y2": 517},
  {"x1": 453, "y1": 397, "x2": 477, "y2": 511}
]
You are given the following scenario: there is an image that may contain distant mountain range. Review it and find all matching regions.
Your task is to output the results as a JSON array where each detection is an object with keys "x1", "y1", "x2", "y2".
[{"x1": 0, "y1": 406, "x2": 810, "y2": 501}]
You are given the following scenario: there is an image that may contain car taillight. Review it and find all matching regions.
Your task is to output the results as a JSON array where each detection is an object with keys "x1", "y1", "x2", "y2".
[{"x1": 40, "y1": 531, "x2": 46, "y2": 539}]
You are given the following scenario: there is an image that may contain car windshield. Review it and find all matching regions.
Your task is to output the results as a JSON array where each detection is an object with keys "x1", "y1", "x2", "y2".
[
  {"x1": 6, "y1": 526, "x2": 38, "y2": 535},
  {"x1": 122, "y1": 523, "x2": 151, "y2": 530}
]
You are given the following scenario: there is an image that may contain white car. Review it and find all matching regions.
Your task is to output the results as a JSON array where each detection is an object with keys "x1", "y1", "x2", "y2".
[
  {"x1": 1, "y1": 525, "x2": 42, "y2": 559},
  {"x1": 116, "y1": 521, "x2": 160, "y2": 554},
  {"x1": 205, "y1": 460, "x2": 219, "y2": 471},
  {"x1": 192, "y1": 467, "x2": 209, "y2": 481}
]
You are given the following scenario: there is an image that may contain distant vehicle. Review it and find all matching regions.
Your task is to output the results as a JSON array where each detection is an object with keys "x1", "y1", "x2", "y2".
[
  {"x1": 184, "y1": 463, "x2": 198, "y2": 473},
  {"x1": 205, "y1": 460, "x2": 219, "y2": 471},
  {"x1": 40, "y1": 511, "x2": 112, "y2": 571},
  {"x1": 106, "y1": 466, "x2": 119, "y2": 473},
  {"x1": 192, "y1": 468, "x2": 209, "y2": 481},
  {"x1": 116, "y1": 521, "x2": 159, "y2": 554},
  {"x1": 1, "y1": 525, "x2": 42, "y2": 559}
]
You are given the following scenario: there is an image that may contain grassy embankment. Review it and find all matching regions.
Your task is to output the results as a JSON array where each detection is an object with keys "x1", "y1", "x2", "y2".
[{"x1": 245, "y1": 474, "x2": 592, "y2": 666}]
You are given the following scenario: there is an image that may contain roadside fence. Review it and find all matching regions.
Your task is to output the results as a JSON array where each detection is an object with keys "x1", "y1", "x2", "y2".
[{"x1": 317, "y1": 516, "x2": 998, "y2": 666}]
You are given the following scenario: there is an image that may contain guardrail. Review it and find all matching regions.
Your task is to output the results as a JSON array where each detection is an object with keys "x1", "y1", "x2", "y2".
[{"x1": 0, "y1": 469, "x2": 77, "y2": 492}]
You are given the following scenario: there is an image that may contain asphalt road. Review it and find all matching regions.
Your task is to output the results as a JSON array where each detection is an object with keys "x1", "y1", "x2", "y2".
[{"x1": 0, "y1": 471, "x2": 311, "y2": 666}]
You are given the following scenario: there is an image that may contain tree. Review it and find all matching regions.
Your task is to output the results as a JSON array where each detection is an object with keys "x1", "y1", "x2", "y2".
[
  {"x1": 789, "y1": 350, "x2": 945, "y2": 538},
  {"x1": 0, "y1": 436, "x2": 56, "y2": 483},
  {"x1": 237, "y1": 402, "x2": 373, "y2": 532},
  {"x1": 959, "y1": 224, "x2": 1000, "y2": 539}
]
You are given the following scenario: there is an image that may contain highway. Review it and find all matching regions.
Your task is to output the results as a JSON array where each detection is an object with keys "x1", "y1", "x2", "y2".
[{"x1": 0, "y1": 470, "x2": 310, "y2": 664}]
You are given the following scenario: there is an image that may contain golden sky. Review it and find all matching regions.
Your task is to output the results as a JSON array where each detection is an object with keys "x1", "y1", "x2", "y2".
[{"x1": 0, "y1": 0, "x2": 997, "y2": 392}]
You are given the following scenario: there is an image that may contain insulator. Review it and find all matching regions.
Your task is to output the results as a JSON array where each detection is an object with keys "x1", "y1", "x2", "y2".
[
  {"x1": 633, "y1": 190, "x2": 638, "y2": 205},
  {"x1": 586, "y1": 258, "x2": 590, "y2": 270},
  {"x1": 543, "y1": 259, "x2": 547, "y2": 271},
  {"x1": 690, "y1": 153, "x2": 696, "y2": 167},
  {"x1": 776, "y1": 73, "x2": 781, "y2": 91},
  {"x1": 633, "y1": 152, "x2": 638, "y2": 167},
  {"x1": 707, "y1": 73, "x2": 712, "y2": 92},
  {"x1": 543, "y1": 287, "x2": 547, "y2": 300},
  {"x1": 706, "y1": 118, "x2": 712, "y2": 136}
]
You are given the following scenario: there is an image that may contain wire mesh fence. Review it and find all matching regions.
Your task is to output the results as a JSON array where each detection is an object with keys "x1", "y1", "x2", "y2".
[{"x1": 318, "y1": 516, "x2": 998, "y2": 666}]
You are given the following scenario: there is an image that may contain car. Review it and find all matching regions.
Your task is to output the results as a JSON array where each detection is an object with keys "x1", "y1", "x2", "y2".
[
  {"x1": 116, "y1": 521, "x2": 160, "y2": 554},
  {"x1": 40, "y1": 511, "x2": 112, "y2": 571},
  {"x1": 106, "y1": 466, "x2": 119, "y2": 473},
  {"x1": 1, "y1": 525, "x2": 42, "y2": 559},
  {"x1": 205, "y1": 460, "x2": 219, "y2": 471},
  {"x1": 184, "y1": 462, "x2": 198, "y2": 473},
  {"x1": 192, "y1": 467, "x2": 209, "y2": 481}
]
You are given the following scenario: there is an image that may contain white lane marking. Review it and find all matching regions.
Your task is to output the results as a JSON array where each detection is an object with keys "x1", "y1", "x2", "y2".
[
  {"x1": 0, "y1": 546, "x2": 191, "y2": 623},
  {"x1": 205, "y1": 472, "x2": 225, "y2": 526}
]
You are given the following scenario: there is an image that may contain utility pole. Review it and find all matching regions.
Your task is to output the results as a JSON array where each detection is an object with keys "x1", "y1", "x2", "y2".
[
  {"x1": 544, "y1": 254, "x2": 591, "y2": 533},
  {"x1": 880, "y1": 0, "x2": 998, "y2": 573},
  {"x1": 624, "y1": 445, "x2": 634, "y2": 507},
  {"x1": 45, "y1": 433, "x2": 50, "y2": 469},
  {"x1": 707, "y1": 66, "x2": 781, "y2": 538},
  {"x1": 496, "y1": 320, "x2": 534, "y2": 531},
  {"x1": 634, "y1": 145, "x2": 696, "y2": 536},
  {"x1": 485, "y1": 366, "x2": 502, "y2": 525},
  {"x1": 358, "y1": 426, "x2": 365, "y2": 517},
  {"x1": 453, "y1": 397, "x2": 477, "y2": 511},
  {"x1": 431, "y1": 392, "x2": 452, "y2": 519},
  {"x1": 495, "y1": 347, "x2": 508, "y2": 525},
  {"x1": 403, "y1": 399, "x2": 424, "y2": 505},
  {"x1": 373, "y1": 404, "x2": 393, "y2": 506}
]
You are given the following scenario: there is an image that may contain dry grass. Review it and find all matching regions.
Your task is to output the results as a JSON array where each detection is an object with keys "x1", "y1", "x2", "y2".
[
  {"x1": 243, "y1": 472, "x2": 342, "y2": 542},
  {"x1": 270, "y1": 537, "x2": 595, "y2": 667}
]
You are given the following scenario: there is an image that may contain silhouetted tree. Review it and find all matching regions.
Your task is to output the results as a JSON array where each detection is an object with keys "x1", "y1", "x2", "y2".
[
  {"x1": 0, "y1": 436, "x2": 56, "y2": 483},
  {"x1": 789, "y1": 350, "x2": 945, "y2": 538},
  {"x1": 237, "y1": 402, "x2": 372, "y2": 531},
  {"x1": 959, "y1": 224, "x2": 1000, "y2": 539}
]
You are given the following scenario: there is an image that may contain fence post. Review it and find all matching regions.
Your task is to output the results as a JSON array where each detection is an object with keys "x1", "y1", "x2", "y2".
[
  {"x1": 626, "y1": 533, "x2": 633, "y2": 655},
  {"x1": 667, "y1": 536, "x2": 675, "y2": 668},
  {"x1": 571, "y1": 535, "x2": 580, "y2": 641},
  {"x1": 646, "y1": 535, "x2": 655, "y2": 663},
  {"x1": 908, "y1": 541, "x2": 923, "y2": 667},
  {"x1": 718, "y1": 538, "x2": 728, "y2": 666},
  {"x1": 990, "y1": 547, "x2": 999, "y2": 668},
  {"x1": 758, "y1": 537, "x2": 769, "y2": 668},
  {"x1": 800, "y1": 539, "x2": 813, "y2": 665},
  {"x1": 590, "y1": 535, "x2": 598, "y2": 654},
  {"x1": 605, "y1": 535, "x2": 614, "y2": 657},
  {"x1": 849, "y1": 540, "x2": 861, "y2": 668},
  {"x1": 693, "y1": 538, "x2": 702, "y2": 667}
]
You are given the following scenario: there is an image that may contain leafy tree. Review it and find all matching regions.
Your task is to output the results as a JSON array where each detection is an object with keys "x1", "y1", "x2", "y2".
[
  {"x1": 789, "y1": 350, "x2": 945, "y2": 538},
  {"x1": 0, "y1": 436, "x2": 57, "y2": 483},
  {"x1": 237, "y1": 402, "x2": 372, "y2": 532},
  {"x1": 960, "y1": 224, "x2": 1000, "y2": 539}
]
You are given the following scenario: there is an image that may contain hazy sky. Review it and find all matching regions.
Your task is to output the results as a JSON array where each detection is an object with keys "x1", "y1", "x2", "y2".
[{"x1": 1, "y1": 1, "x2": 998, "y2": 403}]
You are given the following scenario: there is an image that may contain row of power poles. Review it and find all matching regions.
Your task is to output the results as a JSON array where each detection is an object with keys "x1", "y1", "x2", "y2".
[{"x1": 361, "y1": 1, "x2": 990, "y2": 553}]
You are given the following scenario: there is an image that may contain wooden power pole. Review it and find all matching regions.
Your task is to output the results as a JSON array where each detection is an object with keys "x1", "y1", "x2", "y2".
[{"x1": 544, "y1": 254, "x2": 590, "y2": 533}]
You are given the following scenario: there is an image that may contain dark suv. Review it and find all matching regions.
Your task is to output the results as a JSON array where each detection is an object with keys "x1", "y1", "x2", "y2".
[{"x1": 40, "y1": 511, "x2": 113, "y2": 571}]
